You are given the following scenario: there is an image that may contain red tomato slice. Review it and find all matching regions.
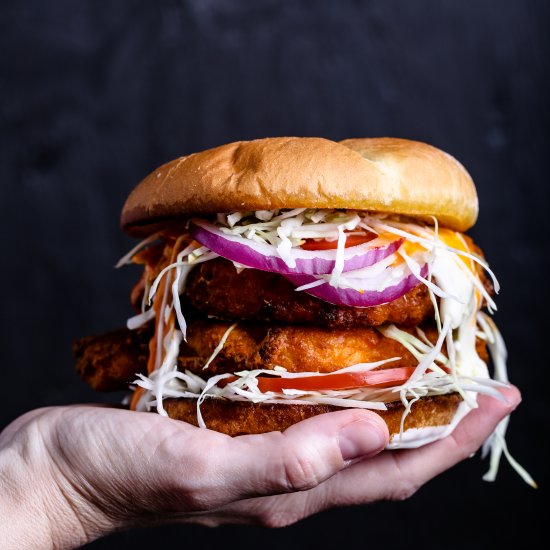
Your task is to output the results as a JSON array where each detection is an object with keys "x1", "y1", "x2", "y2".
[
  {"x1": 300, "y1": 232, "x2": 376, "y2": 250},
  {"x1": 253, "y1": 367, "x2": 416, "y2": 393}
]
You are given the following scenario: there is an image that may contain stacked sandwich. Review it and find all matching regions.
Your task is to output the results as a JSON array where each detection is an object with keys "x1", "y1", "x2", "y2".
[{"x1": 75, "y1": 137, "x2": 509, "y2": 453}]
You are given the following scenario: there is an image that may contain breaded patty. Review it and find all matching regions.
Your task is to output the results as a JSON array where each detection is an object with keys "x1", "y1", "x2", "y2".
[
  {"x1": 74, "y1": 326, "x2": 151, "y2": 391},
  {"x1": 180, "y1": 320, "x2": 438, "y2": 374},
  {"x1": 163, "y1": 393, "x2": 463, "y2": 437},
  {"x1": 75, "y1": 320, "x2": 489, "y2": 391},
  {"x1": 185, "y1": 258, "x2": 434, "y2": 328}
]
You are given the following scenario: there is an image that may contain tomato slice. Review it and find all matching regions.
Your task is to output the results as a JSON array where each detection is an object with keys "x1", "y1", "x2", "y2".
[
  {"x1": 250, "y1": 367, "x2": 416, "y2": 393},
  {"x1": 300, "y1": 232, "x2": 376, "y2": 250}
]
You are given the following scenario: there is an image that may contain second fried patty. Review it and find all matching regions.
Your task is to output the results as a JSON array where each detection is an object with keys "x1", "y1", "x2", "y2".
[
  {"x1": 75, "y1": 320, "x2": 489, "y2": 391},
  {"x1": 185, "y1": 258, "x2": 435, "y2": 328}
]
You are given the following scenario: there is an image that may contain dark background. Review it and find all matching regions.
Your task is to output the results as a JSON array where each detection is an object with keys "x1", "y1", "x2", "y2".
[{"x1": 1, "y1": 0, "x2": 548, "y2": 548}]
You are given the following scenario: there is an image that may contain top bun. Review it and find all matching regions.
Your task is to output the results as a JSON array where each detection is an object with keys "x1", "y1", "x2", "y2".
[{"x1": 121, "y1": 137, "x2": 478, "y2": 235}]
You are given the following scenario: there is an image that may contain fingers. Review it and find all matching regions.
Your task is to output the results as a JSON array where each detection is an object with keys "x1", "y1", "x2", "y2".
[
  {"x1": 321, "y1": 385, "x2": 521, "y2": 505},
  {"x1": 33, "y1": 385, "x2": 518, "y2": 532},
  {"x1": 235, "y1": 409, "x2": 389, "y2": 493},
  {"x1": 164, "y1": 409, "x2": 388, "y2": 510},
  {"x1": 17, "y1": 404, "x2": 387, "y2": 529},
  {"x1": 387, "y1": 385, "x2": 521, "y2": 493},
  {"x1": 209, "y1": 386, "x2": 522, "y2": 527}
]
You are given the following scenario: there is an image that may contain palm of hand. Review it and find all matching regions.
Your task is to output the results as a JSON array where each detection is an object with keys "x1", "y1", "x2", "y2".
[{"x1": 0, "y1": 387, "x2": 518, "y2": 547}]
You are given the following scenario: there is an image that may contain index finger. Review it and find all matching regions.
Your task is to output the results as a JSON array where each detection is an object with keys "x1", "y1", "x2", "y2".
[{"x1": 324, "y1": 385, "x2": 521, "y2": 505}]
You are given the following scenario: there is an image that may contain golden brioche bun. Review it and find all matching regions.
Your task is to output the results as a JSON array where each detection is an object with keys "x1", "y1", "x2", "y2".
[
  {"x1": 121, "y1": 137, "x2": 478, "y2": 235},
  {"x1": 162, "y1": 393, "x2": 462, "y2": 438}
]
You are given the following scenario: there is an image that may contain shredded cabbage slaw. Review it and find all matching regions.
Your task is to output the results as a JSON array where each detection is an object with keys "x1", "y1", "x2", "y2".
[{"x1": 119, "y1": 209, "x2": 534, "y2": 486}]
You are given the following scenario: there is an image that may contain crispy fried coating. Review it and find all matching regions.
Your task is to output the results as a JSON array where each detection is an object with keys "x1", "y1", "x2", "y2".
[
  {"x1": 185, "y1": 258, "x2": 435, "y2": 328},
  {"x1": 75, "y1": 322, "x2": 423, "y2": 389},
  {"x1": 163, "y1": 393, "x2": 463, "y2": 437},
  {"x1": 180, "y1": 320, "x2": 435, "y2": 375},
  {"x1": 181, "y1": 320, "x2": 488, "y2": 374},
  {"x1": 74, "y1": 326, "x2": 151, "y2": 391},
  {"x1": 74, "y1": 320, "x2": 489, "y2": 390}
]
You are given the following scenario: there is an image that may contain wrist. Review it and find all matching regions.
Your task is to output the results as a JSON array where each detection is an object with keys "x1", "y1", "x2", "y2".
[
  {"x1": 0, "y1": 442, "x2": 58, "y2": 548},
  {"x1": 0, "y1": 410, "x2": 111, "y2": 549}
]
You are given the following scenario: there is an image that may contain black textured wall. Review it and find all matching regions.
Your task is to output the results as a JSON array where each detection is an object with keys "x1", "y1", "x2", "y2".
[{"x1": 1, "y1": 1, "x2": 548, "y2": 548}]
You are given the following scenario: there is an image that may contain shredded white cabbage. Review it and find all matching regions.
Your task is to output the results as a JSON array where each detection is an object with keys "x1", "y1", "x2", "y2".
[
  {"x1": 379, "y1": 325, "x2": 448, "y2": 373},
  {"x1": 202, "y1": 323, "x2": 237, "y2": 370},
  {"x1": 148, "y1": 248, "x2": 218, "y2": 305},
  {"x1": 115, "y1": 233, "x2": 161, "y2": 268},
  {"x1": 171, "y1": 242, "x2": 202, "y2": 340},
  {"x1": 143, "y1": 246, "x2": 218, "y2": 343},
  {"x1": 398, "y1": 248, "x2": 452, "y2": 300},
  {"x1": 126, "y1": 309, "x2": 155, "y2": 330},
  {"x1": 481, "y1": 415, "x2": 537, "y2": 488},
  {"x1": 296, "y1": 252, "x2": 410, "y2": 294},
  {"x1": 216, "y1": 209, "x2": 363, "y2": 279},
  {"x1": 475, "y1": 313, "x2": 537, "y2": 487},
  {"x1": 121, "y1": 209, "x2": 531, "y2": 485}
]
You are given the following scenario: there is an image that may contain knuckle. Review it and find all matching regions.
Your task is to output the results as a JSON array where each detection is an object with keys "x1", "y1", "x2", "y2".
[
  {"x1": 162, "y1": 443, "x2": 224, "y2": 512},
  {"x1": 174, "y1": 473, "x2": 223, "y2": 512},
  {"x1": 282, "y1": 448, "x2": 322, "y2": 493}
]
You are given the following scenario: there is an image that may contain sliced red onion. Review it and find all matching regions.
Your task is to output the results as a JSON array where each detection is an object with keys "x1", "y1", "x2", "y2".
[
  {"x1": 191, "y1": 220, "x2": 403, "y2": 275},
  {"x1": 285, "y1": 264, "x2": 428, "y2": 307}
]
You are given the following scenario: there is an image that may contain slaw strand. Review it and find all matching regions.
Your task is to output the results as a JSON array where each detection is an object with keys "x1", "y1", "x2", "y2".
[
  {"x1": 202, "y1": 323, "x2": 237, "y2": 370},
  {"x1": 115, "y1": 232, "x2": 161, "y2": 268},
  {"x1": 120, "y1": 209, "x2": 532, "y2": 486}
]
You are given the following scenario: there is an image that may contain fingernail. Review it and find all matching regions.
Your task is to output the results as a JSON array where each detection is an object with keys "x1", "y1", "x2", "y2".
[
  {"x1": 338, "y1": 420, "x2": 388, "y2": 462},
  {"x1": 500, "y1": 386, "x2": 522, "y2": 410}
]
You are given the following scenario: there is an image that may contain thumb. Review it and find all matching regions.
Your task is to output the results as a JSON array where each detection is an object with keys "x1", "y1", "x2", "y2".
[{"x1": 212, "y1": 409, "x2": 389, "y2": 503}]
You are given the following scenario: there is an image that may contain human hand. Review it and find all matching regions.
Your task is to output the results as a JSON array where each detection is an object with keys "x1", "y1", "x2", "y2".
[{"x1": 0, "y1": 386, "x2": 520, "y2": 549}]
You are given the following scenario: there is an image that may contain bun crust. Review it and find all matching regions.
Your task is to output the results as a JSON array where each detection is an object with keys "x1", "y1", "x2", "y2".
[
  {"x1": 162, "y1": 393, "x2": 462, "y2": 438},
  {"x1": 121, "y1": 137, "x2": 478, "y2": 235}
]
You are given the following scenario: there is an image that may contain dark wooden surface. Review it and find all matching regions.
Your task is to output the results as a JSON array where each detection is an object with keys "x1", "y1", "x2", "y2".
[{"x1": 1, "y1": 1, "x2": 547, "y2": 548}]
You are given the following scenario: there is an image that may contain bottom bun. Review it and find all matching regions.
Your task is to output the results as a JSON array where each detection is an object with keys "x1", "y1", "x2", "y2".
[{"x1": 163, "y1": 393, "x2": 469, "y2": 447}]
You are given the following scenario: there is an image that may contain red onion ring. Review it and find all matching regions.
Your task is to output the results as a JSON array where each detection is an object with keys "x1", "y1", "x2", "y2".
[
  {"x1": 191, "y1": 220, "x2": 403, "y2": 275},
  {"x1": 285, "y1": 264, "x2": 428, "y2": 307}
]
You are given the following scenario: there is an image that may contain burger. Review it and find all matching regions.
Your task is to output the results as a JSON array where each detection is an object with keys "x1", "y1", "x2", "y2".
[{"x1": 75, "y1": 136, "x2": 512, "y2": 463}]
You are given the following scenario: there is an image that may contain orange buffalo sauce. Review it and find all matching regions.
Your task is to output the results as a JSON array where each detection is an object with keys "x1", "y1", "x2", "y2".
[
  {"x1": 437, "y1": 229, "x2": 478, "y2": 275},
  {"x1": 129, "y1": 234, "x2": 190, "y2": 410}
]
